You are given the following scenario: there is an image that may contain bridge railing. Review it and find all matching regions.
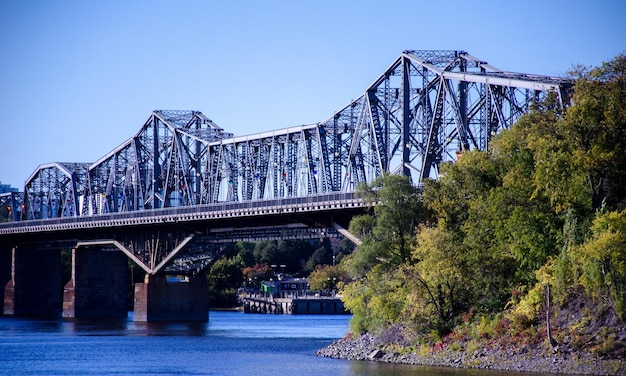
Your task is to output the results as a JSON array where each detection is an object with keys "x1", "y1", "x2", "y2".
[{"x1": 0, "y1": 192, "x2": 364, "y2": 235}]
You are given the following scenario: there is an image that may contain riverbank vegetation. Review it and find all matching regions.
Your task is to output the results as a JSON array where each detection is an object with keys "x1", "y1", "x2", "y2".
[{"x1": 337, "y1": 54, "x2": 626, "y2": 363}]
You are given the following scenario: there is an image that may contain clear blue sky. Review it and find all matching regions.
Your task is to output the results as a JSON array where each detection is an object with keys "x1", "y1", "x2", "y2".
[{"x1": 0, "y1": 0, "x2": 624, "y2": 189}]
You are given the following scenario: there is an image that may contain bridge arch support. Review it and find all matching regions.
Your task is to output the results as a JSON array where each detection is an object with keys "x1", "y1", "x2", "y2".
[{"x1": 62, "y1": 236, "x2": 210, "y2": 322}]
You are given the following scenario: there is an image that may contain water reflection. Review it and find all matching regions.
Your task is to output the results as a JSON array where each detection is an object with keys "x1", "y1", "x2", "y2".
[
  {"x1": 351, "y1": 361, "x2": 488, "y2": 376},
  {"x1": 129, "y1": 321, "x2": 207, "y2": 336},
  {"x1": 63, "y1": 316, "x2": 207, "y2": 337},
  {"x1": 28, "y1": 319, "x2": 65, "y2": 333},
  {"x1": 64, "y1": 317, "x2": 127, "y2": 335}
]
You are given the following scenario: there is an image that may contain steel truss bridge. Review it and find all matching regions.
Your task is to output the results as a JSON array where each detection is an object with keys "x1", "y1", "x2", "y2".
[{"x1": 0, "y1": 50, "x2": 572, "y2": 276}]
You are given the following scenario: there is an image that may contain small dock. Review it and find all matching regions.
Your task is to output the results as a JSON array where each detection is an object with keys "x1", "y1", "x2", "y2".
[{"x1": 241, "y1": 292, "x2": 347, "y2": 314}]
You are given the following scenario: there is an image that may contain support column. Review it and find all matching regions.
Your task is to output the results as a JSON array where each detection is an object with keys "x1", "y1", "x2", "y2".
[
  {"x1": 134, "y1": 274, "x2": 209, "y2": 322},
  {"x1": 4, "y1": 246, "x2": 62, "y2": 317},
  {"x1": 0, "y1": 246, "x2": 11, "y2": 315},
  {"x1": 63, "y1": 246, "x2": 128, "y2": 318}
]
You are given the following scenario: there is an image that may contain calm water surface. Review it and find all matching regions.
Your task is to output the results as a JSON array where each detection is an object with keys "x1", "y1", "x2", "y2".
[{"x1": 0, "y1": 311, "x2": 559, "y2": 375}]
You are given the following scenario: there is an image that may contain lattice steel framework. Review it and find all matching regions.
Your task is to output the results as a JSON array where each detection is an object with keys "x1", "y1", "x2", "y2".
[
  {"x1": 23, "y1": 50, "x2": 572, "y2": 220},
  {"x1": 85, "y1": 110, "x2": 231, "y2": 216},
  {"x1": 0, "y1": 192, "x2": 23, "y2": 222},
  {"x1": 24, "y1": 162, "x2": 90, "y2": 219}
]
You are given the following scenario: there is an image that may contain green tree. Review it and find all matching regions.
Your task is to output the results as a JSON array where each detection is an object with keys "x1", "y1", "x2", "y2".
[
  {"x1": 424, "y1": 150, "x2": 518, "y2": 312},
  {"x1": 308, "y1": 264, "x2": 349, "y2": 291},
  {"x1": 235, "y1": 242, "x2": 256, "y2": 266},
  {"x1": 248, "y1": 239, "x2": 315, "y2": 275},
  {"x1": 424, "y1": 150, "x2": 500, "y2": 236},
  {"x1": 340, "y1": 174, "x2": 428, "y2": 333},
  {"x1": 563, "y1": 55, "x2": 626, "y2": 212},
  {"x1": 341, "y1": 263, "x2": 408, "y2": 333},
  {"x1": 491, "y1": 116, "x2": 564, "y2": 284},
  {"x1": 425, "y1": 107, "x2": 570, "y2": 311},
  {"x1": 401, "y1": 224, "x2": 471, "y2": 335},
  {"x1": 530, "y1": 54, "x2": 626, "y2": 218},
  {"x1": 346, "y1": 174, "x2": 426, "y2": 278},
  {"x1": 578, "y1": 210, "x2": 626, "y2": 319},
  {"x1": 460, "y1": 188, "x2": 519, "y2": 311},
  {"x1": 305, "y1": 245, "x2": 330, "y2": 273},
  {"x1": 207, "y1": 256, "x2": 244, "y2": 307},
  {"x1": 508, "y1": 55, "x2": 626, "y2": 332}
]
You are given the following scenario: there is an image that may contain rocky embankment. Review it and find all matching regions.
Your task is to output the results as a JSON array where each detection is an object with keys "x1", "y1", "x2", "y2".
[{"x1": 316, "y1": 329, "x2": 626, "y2": 376}]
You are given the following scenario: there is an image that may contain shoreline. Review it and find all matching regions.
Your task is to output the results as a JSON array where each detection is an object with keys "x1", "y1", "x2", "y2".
[{"x1": 316, "y1": 332, "x2": 626, "y2": 376}]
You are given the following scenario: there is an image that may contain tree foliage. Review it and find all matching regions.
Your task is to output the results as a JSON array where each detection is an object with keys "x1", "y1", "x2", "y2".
[
  {"x1": 346, "y1": 174, "x2": 425, "y2": 279},
  {"x1": 235, "y1": 238, "x2": 352, "y2": 277},
  {"x1": 533, "y1": 54, "x2": 626, "y2": 319},
  {"x1": 242, "y1": 263, "x2": 275, "y2": 289},
  {"x1": 578, "y1": 210, "x2": 626, "y2": 319},
  {"x1": 307, "y1": 264, "x2": 349, "y2": 291},
  {"x1": 400, "y1": 224, "x2": 471, "y2": 334},
  {"x1": 341, "y1": 174, "x2": 428, "y2": 333},
  {"x1": 342, "y1": 264, "x2": 408, "y2": 334},
  {"x1": 207, "y1": 256, "x2": 244, "y2": 307}
]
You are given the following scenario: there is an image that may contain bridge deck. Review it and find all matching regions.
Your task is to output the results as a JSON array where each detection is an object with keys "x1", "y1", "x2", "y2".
[{"x1": 0, "y1": 193, "x2": 364, "y2": 236}]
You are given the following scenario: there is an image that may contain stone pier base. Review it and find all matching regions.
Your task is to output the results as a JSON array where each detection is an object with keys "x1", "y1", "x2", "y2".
[
  {"x1": 0, "y1": 247, "x2": 11, "y2": 315},
  {"x1": 63, "y1": 246, "x2": 128, "y2": 318},
  {"x1": 134, "y1": 274, "x2": 209, "y2": 322},
  {"x1": 3, "y1": 247, "x2": 62, "y2": 317}
]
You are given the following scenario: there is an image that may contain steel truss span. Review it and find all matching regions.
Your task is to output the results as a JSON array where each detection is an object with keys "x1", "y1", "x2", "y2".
[{"x1": 21, "y1": 51, "x2": 572, "y2": 220}]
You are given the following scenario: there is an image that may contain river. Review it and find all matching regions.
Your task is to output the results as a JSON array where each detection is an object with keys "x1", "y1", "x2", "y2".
[{"x1": 0, "y1": 311, "x2": 560, "y2": 375}]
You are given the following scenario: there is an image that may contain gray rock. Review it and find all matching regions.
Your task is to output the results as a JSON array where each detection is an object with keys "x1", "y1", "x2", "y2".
[{"x1": 369, "y1": 349, "x2": 384, "y2": 360}]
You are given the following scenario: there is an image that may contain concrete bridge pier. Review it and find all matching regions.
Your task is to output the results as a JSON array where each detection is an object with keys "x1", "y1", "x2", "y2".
[
  {"x1": 133, "y1": 274, "x2": 209, "y2": 322},
  {"x1": 3, "y1": 246, "x2": 63, "y2": 317},
  {"x1": 63, "y1": 246, "x2": 128, "y2": 318},
  {"x1": 0, "y1": 246, "x2": 11, "y2": 313}
]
